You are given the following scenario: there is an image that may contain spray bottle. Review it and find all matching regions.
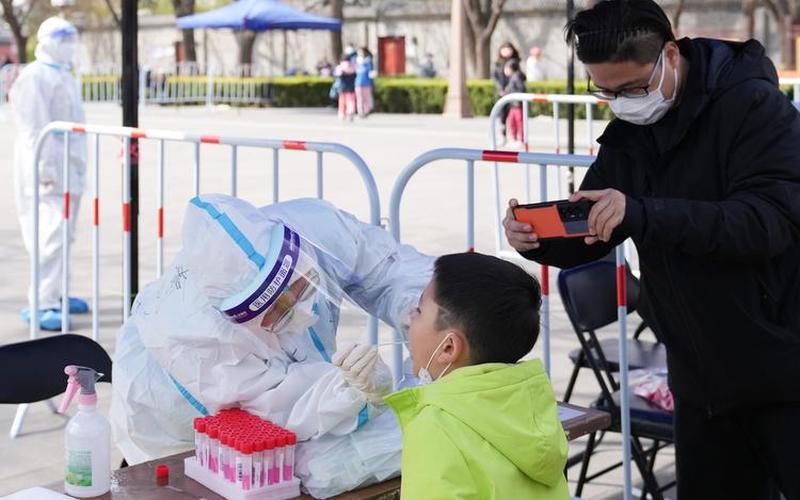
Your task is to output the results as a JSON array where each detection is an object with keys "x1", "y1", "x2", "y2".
[{"x1": 59, "y1": 365, "x2": 111, "y2": 498}]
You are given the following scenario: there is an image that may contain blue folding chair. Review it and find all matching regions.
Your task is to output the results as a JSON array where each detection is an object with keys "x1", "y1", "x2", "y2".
[{"x1": 558, "y1": 260, "x2": 674, "y2": 499}]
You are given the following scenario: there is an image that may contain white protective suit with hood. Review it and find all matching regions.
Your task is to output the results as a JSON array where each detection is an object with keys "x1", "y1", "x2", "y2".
[
  {"x1": 10, "y1": 16, "x2": 86, "y2": 311},
  {"x1": 111, "y1": 194, "x2": 433, "y2": 498}
]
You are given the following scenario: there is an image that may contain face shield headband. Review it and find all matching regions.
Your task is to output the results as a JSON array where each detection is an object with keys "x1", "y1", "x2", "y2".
[{"x1": 219, "y1": 224, "x2": 303, "y2": 324}]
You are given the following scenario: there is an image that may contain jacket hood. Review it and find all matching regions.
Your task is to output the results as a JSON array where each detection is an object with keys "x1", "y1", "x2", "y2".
[
  {"x1": 599, "y1": 38, "x2": 778, "y2": 150},
  {"x1": 386, "y1": 360, "x2": 567, "y2": 487}
]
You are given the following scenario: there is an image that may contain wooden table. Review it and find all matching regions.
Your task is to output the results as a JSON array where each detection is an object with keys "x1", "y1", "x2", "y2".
[{"x1": 48, "y1": 403, "x2": 609, "y2": 499}]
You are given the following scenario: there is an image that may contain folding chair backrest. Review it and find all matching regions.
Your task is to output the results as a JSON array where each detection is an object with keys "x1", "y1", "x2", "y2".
[
  {"x1": 557, "y1": 260, "x2": 640, "y2": 333},
  {"x1": 0, "y1": 334, "x2": 112, "y2": 404}
]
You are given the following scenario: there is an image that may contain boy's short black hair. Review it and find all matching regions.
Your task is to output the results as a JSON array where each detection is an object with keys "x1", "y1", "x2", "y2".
[
  {"x1": 432, "y1": 253, "x2": 541, "y2": 365},
  {"x1": 565, "y1": 0, "x2": 675, "y2": 64}
]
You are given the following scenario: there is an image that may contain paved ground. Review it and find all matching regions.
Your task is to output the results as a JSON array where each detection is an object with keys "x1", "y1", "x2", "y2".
[{"x1": 0, "y1": 103, "x2": 673, "y2": 499}]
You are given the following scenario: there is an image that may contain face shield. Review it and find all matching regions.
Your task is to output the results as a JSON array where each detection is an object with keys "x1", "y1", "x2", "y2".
[{"x1": 218, "y1": 224, "x2": 334, "y2": 336}]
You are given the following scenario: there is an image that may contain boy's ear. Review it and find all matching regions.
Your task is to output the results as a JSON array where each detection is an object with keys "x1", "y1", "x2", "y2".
[{"x1": 438, "y1": 330, "x2": 470, "y2": 366}]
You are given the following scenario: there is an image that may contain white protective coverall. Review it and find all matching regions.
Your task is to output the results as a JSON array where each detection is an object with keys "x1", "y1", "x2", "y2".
[
  {"x1": 10, "y1": 17, "x2": 86, "y2": 313},
  {"x1": 111, "y1": 195, "x2": 433, "y2": 498}
]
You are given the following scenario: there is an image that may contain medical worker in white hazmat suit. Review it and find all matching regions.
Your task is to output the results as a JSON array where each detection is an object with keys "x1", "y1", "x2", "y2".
[
  {"x1": 111, "y1": 194, "x2": 433, "y2": 497},
  {"x1": 10, "y1": 16, "x2": 88, "y2": 331}
]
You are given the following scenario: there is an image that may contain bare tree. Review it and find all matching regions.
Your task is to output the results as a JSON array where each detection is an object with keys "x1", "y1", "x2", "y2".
[
  {"x1": 329, "y1": 0, "x2": 343, "y2": 62},
  {"x1": 462, "y1": 0, "x2": 507, "y2": 79},
  {"x1": 743, "y1": 0, "x2": 758, "y2": 38},
  {"x1": 0, "y1": 0, "x2": 38, "y2": 63},
  {"x1": 762, "y1": 0, "x2": 793, "y2": 68},
  {"x1": 239, "y1": 30, "x2": 258, "y2": 67},
  {"x1": 173, "y1": 0, "x2": 197, "y2": 63}
]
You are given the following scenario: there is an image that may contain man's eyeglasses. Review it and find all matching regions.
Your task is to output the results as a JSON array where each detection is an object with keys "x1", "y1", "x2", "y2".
[{"x1": 587, "y1": 51, "x2": 663, "y2": 100}]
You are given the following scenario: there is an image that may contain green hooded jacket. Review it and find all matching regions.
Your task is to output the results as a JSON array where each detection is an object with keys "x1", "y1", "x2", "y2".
[{"x1": 385, "y1": 360, "x2": 570, "y2": 499}]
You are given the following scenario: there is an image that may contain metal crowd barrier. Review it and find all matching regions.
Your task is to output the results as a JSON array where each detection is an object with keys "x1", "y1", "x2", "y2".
[
  {"x1": 28, "y1": 121, "x2": 381, "y2": 342},
  {"x1": 14, "y1": 121, "x2": 382, "y2": 439},
  {"x1": 388, "y1": 147, "x2": 633, "y2": 499}
]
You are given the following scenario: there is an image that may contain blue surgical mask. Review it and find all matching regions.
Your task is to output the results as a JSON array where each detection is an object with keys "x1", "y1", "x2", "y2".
[{"x1": 417, "y1": 333, "x2": 453, "y2": 385}]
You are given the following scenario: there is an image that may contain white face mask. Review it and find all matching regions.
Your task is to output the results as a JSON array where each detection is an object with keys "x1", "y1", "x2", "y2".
[
  {"x1": 608, "y1": 51, "x2": 679, "y2": 126},
  {"x1": 417, "y1": 333, "x2": 453, "y2": 385}
]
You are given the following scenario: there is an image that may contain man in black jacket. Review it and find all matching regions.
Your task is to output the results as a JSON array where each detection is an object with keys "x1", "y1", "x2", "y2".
[{"x1": 503, "y1": 1, "x2": 800, "y2": 498}]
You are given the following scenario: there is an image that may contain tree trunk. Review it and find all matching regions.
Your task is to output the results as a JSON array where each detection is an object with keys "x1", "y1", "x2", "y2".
[
  {"x1": 239, "y1": 30, "x2": 258, "y2": 68},
  {"x1": 181, "y1": 29, "x2": 197, "y2": 64},
  {"x1": 464, "y1": 17, "x2": 477, "y2": 77},
  {"x1": 475, "y1": 34, "x2": 491, "y2": 79},
  {"x1": 330, "y1": 0, "x2": 344, "y2": 62},
  {"x1": 0, "y1": 0, "x2": 29, "y2": 63},
  {"x1": 173, "y1": 0, "x2": 197, "y2": 63}
]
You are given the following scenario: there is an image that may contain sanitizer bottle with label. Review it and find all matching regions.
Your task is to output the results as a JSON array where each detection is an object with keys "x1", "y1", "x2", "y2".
[{"x1": 58, "y1": 365, "x2": 111, "y2": 498}]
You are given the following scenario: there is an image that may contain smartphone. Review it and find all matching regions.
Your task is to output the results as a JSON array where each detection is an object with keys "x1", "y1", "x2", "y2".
[{"x1": 512, "y1": 199, "x2": 595, "y2": 240}]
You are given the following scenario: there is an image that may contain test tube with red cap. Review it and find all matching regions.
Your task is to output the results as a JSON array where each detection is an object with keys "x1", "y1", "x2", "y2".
[
  {"x1": 207, "y1": 425, "x2": 220, "y2": 474},
  {"x1": 240, "y1": 441, "x2": 254, "y2": 490},
  {"x1": 193, "y1": 418, "x2": 207, "y2": 468},
  {"x1": 283, "y1": 432, "x2": 296, "y2": 480},
  {"x1": 275, "y1": 434, "x2": 287, "y2": 484}
]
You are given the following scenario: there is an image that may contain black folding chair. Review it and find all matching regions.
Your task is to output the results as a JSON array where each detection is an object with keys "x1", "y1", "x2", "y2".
[
  {"x1": 1, "y1": 334, "x2": 112, "y2": 437},
  {"x1": 562, "y1": 255, "x2": 666, "y2": 403},
  {"x1": 558, "y1": 260, "x2": 675, "y2": 500}
]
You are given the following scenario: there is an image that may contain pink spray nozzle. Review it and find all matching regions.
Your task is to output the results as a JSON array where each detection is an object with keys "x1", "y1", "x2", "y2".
[{"x1": 59, "y1": 365, "x2": 102, "y2": 413}]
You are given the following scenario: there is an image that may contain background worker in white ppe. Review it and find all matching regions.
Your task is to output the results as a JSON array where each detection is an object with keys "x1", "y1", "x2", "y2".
[
  {"x1": 111, "y1": 194, "x2": 433, "y2": 498},
  {"x1": 10, "y1": 16, "x2": 88, "y2": 331}
]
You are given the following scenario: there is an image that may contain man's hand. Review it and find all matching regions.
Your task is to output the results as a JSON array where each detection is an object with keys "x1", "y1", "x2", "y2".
[
  {"x1": 332, "y1": 343, "x2": 392, "y2": 405},
  {"x1": 569, "y1": 189, "x2": 626, "y2": 245},
  {"x1": 503, "y1": 198, "x2": 540, "y2": 252}
]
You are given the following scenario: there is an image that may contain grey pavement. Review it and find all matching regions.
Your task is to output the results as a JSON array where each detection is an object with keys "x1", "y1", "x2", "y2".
[{"x1": 0, "y1": 104, "x2": 674, "y2": 499}]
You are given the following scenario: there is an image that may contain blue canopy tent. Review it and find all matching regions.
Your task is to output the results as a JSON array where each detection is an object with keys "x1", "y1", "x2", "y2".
[{"x1": 176, "y1": 0, "x2": 342, "y2": 32}]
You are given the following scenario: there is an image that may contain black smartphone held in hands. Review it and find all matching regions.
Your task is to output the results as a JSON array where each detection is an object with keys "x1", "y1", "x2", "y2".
[{"x1": 512, "y1": 199, "x2": 595, "y2": 240}]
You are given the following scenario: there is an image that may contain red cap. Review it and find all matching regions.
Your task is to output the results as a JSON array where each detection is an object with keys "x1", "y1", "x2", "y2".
[
  {"x1": 194, "y1": 418, "x2": 207, "y2": 433},
  {"x1": 254, "y1": 439, "x2": 264, "y2": 452},
  {"x1": 276, "y1": 435, "x2": 287, "y2": 447},
  {"x1": 156, "y1": 464, "x2": 169, "y2": 477},
  {"x1": 266, "y1": 437, "x2": 276, "y2": 450},
  {"x1": 208, "y1": 427, "x2": 219, "y2": 439},
  {"x1": 287, "y1": 433, "x2": 297, "y2": 445},
  {"x1": 242, "y1": 443, "x2": 253, "y2": 454}
]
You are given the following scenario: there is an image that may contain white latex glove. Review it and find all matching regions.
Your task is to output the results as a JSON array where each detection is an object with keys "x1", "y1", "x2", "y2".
[{"x1": 332, "y1": 343, "x2": 393, "y2": 405}]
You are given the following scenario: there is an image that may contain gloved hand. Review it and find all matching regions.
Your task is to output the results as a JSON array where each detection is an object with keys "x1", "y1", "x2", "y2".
[{"x1": 332, "y1": 343, "x2": 393, "y2": 406}]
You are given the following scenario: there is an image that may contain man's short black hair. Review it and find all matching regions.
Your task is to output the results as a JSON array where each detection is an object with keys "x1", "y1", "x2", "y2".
[
  {"x1": 432, "y1": 253, "x2": 541, "y2": 365},
  {"x1": 565, "y1": 0, "x2": 675, "y2": 64}
]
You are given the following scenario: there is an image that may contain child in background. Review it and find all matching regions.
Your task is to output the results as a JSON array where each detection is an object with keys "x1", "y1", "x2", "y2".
[
  {"x1": 335, "y1": 54, "x2": 356, "y2": 121},
  {"x1": 504, "y1": 60, "x2": 527, "y2": 146},
  {"x1": 387, "y1": 253, "x2": 569, "y2": 499},
  {"x1": 355, "y1": 47, "x2": 375, "y2": 117}
]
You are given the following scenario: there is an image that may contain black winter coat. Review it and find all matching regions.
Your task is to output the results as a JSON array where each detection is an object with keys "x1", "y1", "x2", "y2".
[{"x1": 522, "y1": 38, "x2": 800, "y2": 414}]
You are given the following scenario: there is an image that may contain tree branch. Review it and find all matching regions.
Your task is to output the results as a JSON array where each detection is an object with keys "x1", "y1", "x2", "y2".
[
  {"x1": 482, "y1": 0, "x2": 506, "y2": 38},
  {"x1": 461, "y1": 0, "x2": 483, "y2": 37},
  {"x1": 102, "y1": 0, "x2": 121, "y2": 27},
  {"x1": 0, "y1": 0, "x2": 25, "y2": 40}
]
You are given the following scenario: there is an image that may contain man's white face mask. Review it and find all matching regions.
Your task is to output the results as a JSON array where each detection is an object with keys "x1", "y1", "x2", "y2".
[{"x1": 608, "y1": 50, "x2": 679, "y2": 126}]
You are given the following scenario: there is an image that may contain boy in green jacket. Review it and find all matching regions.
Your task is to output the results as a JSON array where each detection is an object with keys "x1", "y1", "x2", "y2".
[{"x1": 387, "y1": 253, "x2": 569, "y2": 499}]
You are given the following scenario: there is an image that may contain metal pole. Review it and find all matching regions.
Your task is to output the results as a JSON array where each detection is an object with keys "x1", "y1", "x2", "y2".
[
  {"x1": 61, "y1": 133, "x2": 71, "y2": 334},
  {"x1": 466, "y1": 160, "x2": 475, "y2": 252},
  {"x1": 616, "y1": 244, "x2": 632, "y2": 500},
  {"x1": 230, "y1": 145, "x2": 238, "y2": 197},
  {"x1": 567, "y1": 0, "x2": 577, "y2": 193},
  {"x1": 92, "y1": 135, "x2": 100, "y2": 342},
  {"x1": 316, "y1": 151, "x2": 324, "y2": 199},
  {"x1": 157, "y1": 140, "x2": 165, "y2": 279},
  {"x1": 121, "y1": 0, "x2": 139, "y2": 309}
]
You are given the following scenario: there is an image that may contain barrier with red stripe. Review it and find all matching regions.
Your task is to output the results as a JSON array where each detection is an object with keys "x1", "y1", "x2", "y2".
[
  {"x1": 389, "y1": 148, "x2": 600, "y2": 380},
  {"x1": 389, "y1": 147, "x2": 633, "y2": 496},
  {"x1": 28, "y1": 121, "x2": 381, "y2": 345}
]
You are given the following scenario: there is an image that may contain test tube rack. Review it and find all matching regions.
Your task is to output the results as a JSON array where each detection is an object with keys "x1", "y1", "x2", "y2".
[{"x1": 185, "y1": 457, "x2": 301, "y2": 500}]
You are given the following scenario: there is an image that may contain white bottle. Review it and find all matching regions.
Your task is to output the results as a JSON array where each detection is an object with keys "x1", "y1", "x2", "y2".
[{"x1": 59, "y1": 365, "x2": 111, "y2": 498}]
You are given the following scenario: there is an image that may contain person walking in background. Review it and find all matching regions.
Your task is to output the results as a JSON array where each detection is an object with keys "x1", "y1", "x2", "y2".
[
  {"x1": 526, "y1": 46, "x2": 546, "y2": 81},
  {"x1": 335, "y1": 53, "x2": 357, "y2": 121},
  {"x1": 492, "y1": 41, "x2": 521, "y2": 145},
  {"x1": 503, "y1": 60, "x2": 527, "y2": 146},
  {"x1": 355, "y1": 47, "x2": 375, "y2": 117},
  {"x1": 10, "y1": 17, "x2": 89, "y2": 331},
  {"x1": 419, "y1": 53, "x2": 437, "y2": 78}
]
